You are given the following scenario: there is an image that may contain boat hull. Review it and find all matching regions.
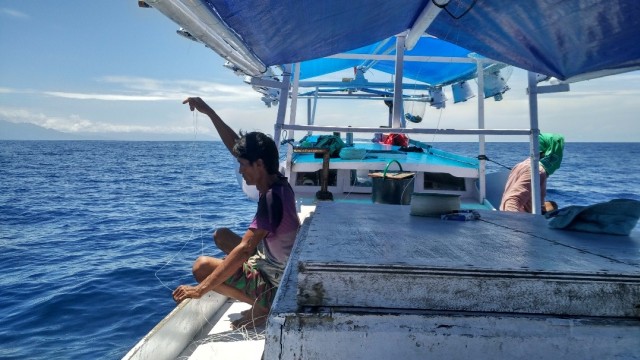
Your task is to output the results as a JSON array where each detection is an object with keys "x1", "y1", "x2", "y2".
[
  {"x1": 122, "y1": 292, "x2": 227, "y2": 360},
  {"x1": 268, "y1": 310, "x2": 640, "y2": 359}
]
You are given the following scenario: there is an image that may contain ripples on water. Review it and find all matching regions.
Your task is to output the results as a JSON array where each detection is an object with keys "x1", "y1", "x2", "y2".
[
  {"x1": 0, "y1": 141, "x2": 256, "y2": 359},
  {"x1": 0, "y1": 140, "x2": 638, "y2": 359}
]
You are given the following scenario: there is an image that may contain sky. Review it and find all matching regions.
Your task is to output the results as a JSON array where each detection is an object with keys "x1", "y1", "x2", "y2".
[{"x1": 0, "y1": 1, "x2": 639, "y2": 142}]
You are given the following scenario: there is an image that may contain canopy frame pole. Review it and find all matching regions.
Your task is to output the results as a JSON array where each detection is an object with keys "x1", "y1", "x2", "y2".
[
  {"x1": 358, "y1": 37, "x2": 394, "y2": 73},
  {"x1": 306, "y1": 98, "x2": 312, "y2": 128},
  {"x1": 392, "y1": 33, "x2": 406, "y2": 128},
  {"x1": 146, "y1": 0, "x2": 266, "y2": 75},
  {"x1": 476, "y1": 60, "x2": 487, "y2": 205},
  {"x1": 405, "y1": 2, "x2": 442, "y2": 50},
  {"x1": 527, "y1": 71, "x2": 542, "y2": 215},
  {"x1": 287, "y1": 63, "x2": 301, "y2": 142},
  {"x1": 280, "y1": 124, "x2": 530, "y2": 136},
  {"x1": 274, "y1": 64, "x2": 292, "y2": 145},
  {"x1": 275, "y1": 64, "x2": 293, "y2": 178},
  {"x1": 311, "y1": 88, "x2": 319, "y2": 133}
]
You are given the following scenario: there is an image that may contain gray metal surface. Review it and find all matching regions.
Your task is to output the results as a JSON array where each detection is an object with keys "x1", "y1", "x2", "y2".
[
  {"x1": 265, "y1": 202, "x2": 640, "y2": 359},
  {"x1": 268, "y1": 311, "x2": 640, "y2": 360},
  {"x1": 292, "y1": 202, "x2": 640, "y2": 317}
]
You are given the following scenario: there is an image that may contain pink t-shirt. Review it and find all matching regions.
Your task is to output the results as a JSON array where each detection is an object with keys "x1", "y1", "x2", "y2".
[
  {"x1": 250, "y1": 176, "x2": 300, "y2": 265},
  {"x1": 500, "y1": 159, "x2": 548, "y2": 213}
]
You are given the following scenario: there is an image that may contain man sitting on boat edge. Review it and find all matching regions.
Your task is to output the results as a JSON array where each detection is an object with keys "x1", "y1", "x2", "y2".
[
  {"x1": 172, "y1": 97, "x2": 300, "y2": 329},
  {"x1": 500, "y1": 133, "x2": 564, "y2": 214}
]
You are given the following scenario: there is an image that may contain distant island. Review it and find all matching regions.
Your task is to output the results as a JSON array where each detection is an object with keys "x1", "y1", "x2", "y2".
[
  {"x1": 0, "y1": 120, "x2": 81, "y2": 140},
  {"x1": 0, "y1": 120, "x2": 213, "y2": 141}
]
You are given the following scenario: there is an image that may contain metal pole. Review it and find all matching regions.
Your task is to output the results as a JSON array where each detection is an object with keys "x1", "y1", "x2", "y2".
[
  {"x1": 476, "y1": 60, "x2": 486, "y2": 205},
  {"x1": 307, "y1": 98, "x2": 311, "y2": 126},
  {"x1": 527, "y1": 71, "x2": 542, "y2": 214},
  {"x1": 274, "y1": 64, "x2": 292, "y2": 145},
  {"x1": 311, "y1": 88, "x2": 318, "y2": 132},
  {"x1": 288, "y1": 63, "x2": 301, "y2": 141},
  {"x1": 280, "y1": 124, "x2": 531, "y2": 136},
  {"x1": 392, "y1": 34, "x2": 406, "y2": 129}
]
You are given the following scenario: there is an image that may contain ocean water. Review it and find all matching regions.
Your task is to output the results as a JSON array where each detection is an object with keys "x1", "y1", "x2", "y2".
[{"x1": 1, "y1": 140, "x2": 639, "y2": 359}]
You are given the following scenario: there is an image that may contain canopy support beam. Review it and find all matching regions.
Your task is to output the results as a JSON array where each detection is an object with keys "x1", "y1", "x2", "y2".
[
  {"x1": 476, "y1": 60, "x2": 487, "y2": 205},
  {"x1": 281, "y1": 124, "x2": 531, "y2": 136},
  {"x1": 274, "y1": 64, "x2": 292, "y2": 146},
  {"x1": 405, "y1": 2, "x2": 443, "y2": 50},
  {"x1": 527, "y1": 71, "x2": 543, "y2": 215},
  {"x1": 145, "y1": 0, "x2": 266, "y2": 76},
  {"x1": 392, "y1": 34, "x2": 406, "y2": 128}
]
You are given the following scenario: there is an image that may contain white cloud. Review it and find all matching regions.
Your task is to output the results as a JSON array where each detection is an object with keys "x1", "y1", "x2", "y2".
[
  {"x1": 95, "y1": 76, "x2": 260, "y2": 102},
  {"x1": 23, "y1": 76, "x2": 261, "y2": 103},
  {"x1": 0, "y1": 8, "x2": 29, "y2": 19},
  {"x1": 0, "y1": 106, "x2": 200, "y2": 134},
  {"x1": 0, "y1": 75, "x2": 266, "y2": 137},
  {"x1": 0, "y1": 108, "x2": 48, "y2": 124},
  {"x1": 2, "y1": 69, "x2": 638, "y2": 140},
  {"x1": 43, "y1": 92, "x2": 167, "y2": 101},
  {"x1": 2, "y1": 76, "x2": 261, "y2": 103}
]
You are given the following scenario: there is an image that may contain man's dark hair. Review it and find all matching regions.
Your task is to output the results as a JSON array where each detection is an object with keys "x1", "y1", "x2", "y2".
[{"x1": 232, "y1": 132, "x2": 280, "y2": 174}]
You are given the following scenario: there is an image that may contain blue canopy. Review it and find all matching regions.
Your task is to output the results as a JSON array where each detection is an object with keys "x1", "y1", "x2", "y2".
[
  {"x1": 144, "y1": 0, "x2": 640, "y2": 82},
  {"x1": 298, "y1": 37, "x2": 480, "y2": 85}
]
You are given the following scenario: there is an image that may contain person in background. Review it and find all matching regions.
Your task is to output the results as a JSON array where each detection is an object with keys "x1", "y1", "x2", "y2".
[
  {"x1": 172, "y1": 97, "x2": 300, "y2": 329},
  {"x1": 500, "y1": 133, "x2": 564, "y2": 213}
]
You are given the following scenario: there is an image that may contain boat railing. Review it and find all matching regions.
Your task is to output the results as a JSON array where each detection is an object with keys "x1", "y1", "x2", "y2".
[{"x1": 278, "y1": 123, "x2": 532, "y2": 136}]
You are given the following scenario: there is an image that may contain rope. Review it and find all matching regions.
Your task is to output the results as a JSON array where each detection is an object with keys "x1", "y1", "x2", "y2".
[{"x1": 477, "y1": 154, "x2": 512, "y2": 170}]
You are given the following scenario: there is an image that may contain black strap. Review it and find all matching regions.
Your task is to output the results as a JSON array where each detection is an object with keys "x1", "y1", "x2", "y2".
[{"x1": 477, "y1": 155, "x2": 512, "y2": 170}]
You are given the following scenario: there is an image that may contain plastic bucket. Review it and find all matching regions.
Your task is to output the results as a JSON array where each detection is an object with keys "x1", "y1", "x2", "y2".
[{"x1": 370, "y1": 160, "x2": 414, "y2": 205}]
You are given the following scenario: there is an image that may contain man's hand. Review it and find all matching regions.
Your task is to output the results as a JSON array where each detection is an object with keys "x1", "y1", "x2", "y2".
[
  {"x1": 172, "y1": 284, "x2": 204, "y2": 304},
  {"x1": 182, "y1": 97, "x2": 214, "y2": 116},
  {"x1": 181, "y1": 96, "x2": 239, "y2": 152}
]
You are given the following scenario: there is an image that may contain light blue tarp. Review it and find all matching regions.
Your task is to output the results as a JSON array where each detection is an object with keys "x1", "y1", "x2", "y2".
[
  {"x1": 299, "y1": 37, "x2": 479, "y2": 85},
  {"x1": 199, "y1": 0, "x2": 640, "y2": 81}
]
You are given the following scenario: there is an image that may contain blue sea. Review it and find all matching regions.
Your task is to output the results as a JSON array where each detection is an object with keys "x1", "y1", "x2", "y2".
[{"x1": 1, "y1": 140, "x2": 639, "y2": 359}]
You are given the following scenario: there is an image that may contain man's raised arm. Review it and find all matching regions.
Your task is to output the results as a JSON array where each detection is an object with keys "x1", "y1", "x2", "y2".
[{"x1": 183, "y1": 97, "x2": 239, "y2": 154}]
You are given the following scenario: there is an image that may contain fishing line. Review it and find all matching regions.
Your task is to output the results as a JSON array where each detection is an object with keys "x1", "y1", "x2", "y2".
[
  {"x1": 430, "y1": 107, "x2": 445, "y2": 143},
  {"x1": 154, "y1": 111, "x2": 209, "y2": 292},
  {"x1": 400, "y1": 177, "x2": 415, "y2": 209},
  {"x1": 151, "y1": 109, "x2": 274, "y2": 341},
  {"x1": 183, "y1": 284, "x2": 274, "y2": 352}
]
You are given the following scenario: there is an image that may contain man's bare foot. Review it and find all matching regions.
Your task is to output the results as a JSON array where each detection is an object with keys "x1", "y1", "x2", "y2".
[{"x1": 231, "y1": 306, "x2": 269, "y2": 329}]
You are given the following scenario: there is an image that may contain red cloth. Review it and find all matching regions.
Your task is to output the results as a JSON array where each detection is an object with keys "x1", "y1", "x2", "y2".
[{"x1": 381, "y1": 133, "x2": 409, "y2": 147}]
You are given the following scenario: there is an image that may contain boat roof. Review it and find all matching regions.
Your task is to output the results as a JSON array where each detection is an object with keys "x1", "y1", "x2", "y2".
[
  {"x1": 297, "y1": 36, "x2": 483, "y2": 85},
  {"x1": 144, "y1": 0, "x2": 640, "y2": 83}
]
